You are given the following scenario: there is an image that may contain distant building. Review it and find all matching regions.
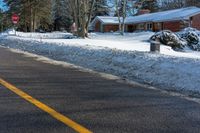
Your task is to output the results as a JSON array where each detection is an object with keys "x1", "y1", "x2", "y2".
[
  {"x1": 91, "y1": 7, "x2": 200, "y2": 32},
  {"x1": 91, "y1": 16, "x2": 120, "y2": 32}
]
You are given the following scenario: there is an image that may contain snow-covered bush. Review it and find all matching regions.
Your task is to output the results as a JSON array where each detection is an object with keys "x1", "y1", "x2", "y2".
[
  {"x1": 178, "y1": 28, "x2": 200, "y2": 51},
  {"x1": 150, "y1": 30, "x2": 184, "y2": 49},
  {"x1": 185, "y1": 31, "x2": 199, "y2": 44},
  {"x1": 182, "y1": 27, "x2": 200, "y2": 35},
  {"x1": 150, "y1": 28, "x2": 200, "y2": 51}
]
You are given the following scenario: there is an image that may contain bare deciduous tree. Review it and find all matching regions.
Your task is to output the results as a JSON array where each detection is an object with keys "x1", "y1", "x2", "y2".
[
  {"x1": 115, "y1": 0, "x2": 127, "y2": 35},
  {"x1": 68, "y1": 0, "x2": 95, "y2": 38}
]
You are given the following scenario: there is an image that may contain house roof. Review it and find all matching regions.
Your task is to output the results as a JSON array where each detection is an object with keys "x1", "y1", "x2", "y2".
[
  {"x1": 126, "y1": 6, "x2": 200, "y2": 24},
  {"x1": 92, "y1": 16, "x2": 122, "y2": 25},
  {"x1": 92, "y1": 6, "x2": 200, "y2": 25}
]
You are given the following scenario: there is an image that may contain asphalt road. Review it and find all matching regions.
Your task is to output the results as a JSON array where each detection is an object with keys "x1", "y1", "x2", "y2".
[{"x1": 0, "y1": 46, "x2": 200, "y2": 133}]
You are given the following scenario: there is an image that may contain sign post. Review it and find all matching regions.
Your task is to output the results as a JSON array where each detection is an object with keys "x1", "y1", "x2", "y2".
[{"x1": 11, "y1": 14, "x2": 19, "y2": 35}]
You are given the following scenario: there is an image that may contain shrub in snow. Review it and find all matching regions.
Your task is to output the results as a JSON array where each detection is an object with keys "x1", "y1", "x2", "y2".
[
  {"x1": 183, "y1": 27, "x2": 200, "y2": 34},
  {"x1": 150, "y1": 30, "x2": 184, "y2": 49},
  {"x1": 190, "y1": 43, "x2": 200, "y2": 51},
  {"x1": 179, "y1": 28, "x2": 200, "y2": 51},
  {"x1": 185, "y1": 31, "x2": 199, "y2": 44}
]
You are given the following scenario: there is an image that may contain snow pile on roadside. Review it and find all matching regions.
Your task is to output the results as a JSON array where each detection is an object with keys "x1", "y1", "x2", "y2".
[
  {"x1": 1, "y1": 29, "x2": 75, "y2": 39},
  {"x1": 1, "y1": 32, "x2": 200, "y2": 96},
  {"x1": 7, "y1": 29, "x2": 16, "y2": 35},
  {"x1": 1, "y1": 29, "x2": 16, "y2": 35},
  {"x1": 15, "y1": 31, "x2": 74, "y2": 39}
]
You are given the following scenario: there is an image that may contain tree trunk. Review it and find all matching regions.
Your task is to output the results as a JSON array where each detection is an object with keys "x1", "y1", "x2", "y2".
[
  {"x1": 85, "y1": 0, "x2": 96, "y2": 37},
  {"x1": 70, "y1": 0, "x2": 78, "y2": 36},
  {"x1": 81, "y1": 1, "x2": 86, "y2": 38},
  {"x1": 115, "y1": 0, "x2": 122, "y2": 34},
  {"x1": 33, "y1": 10, "x2": 36, "y2": 31},
  {"x1": 122, "y1": 0, "x2": 127, "y2": 35},
  {"x1": 30, "y1": 7, "x2": 33, "y2": 32},
  {"x1": 70, "y1": 0, "x2": 96, "y2": 38}
]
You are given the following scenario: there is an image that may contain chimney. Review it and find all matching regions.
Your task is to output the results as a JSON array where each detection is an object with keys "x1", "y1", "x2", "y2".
[{"x1": 137, "y1": 9, "x2": 151, "y2": 15}]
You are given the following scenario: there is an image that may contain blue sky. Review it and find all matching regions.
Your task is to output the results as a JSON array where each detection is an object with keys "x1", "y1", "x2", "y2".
[{"x1": 0, "y1": 0, "x2": 7, "y2": 11}]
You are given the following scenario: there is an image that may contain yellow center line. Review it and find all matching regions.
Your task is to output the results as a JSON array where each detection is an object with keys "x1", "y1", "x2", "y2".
[{"x1": 0, "y1": 78, "x2": 92, "y2": 133}]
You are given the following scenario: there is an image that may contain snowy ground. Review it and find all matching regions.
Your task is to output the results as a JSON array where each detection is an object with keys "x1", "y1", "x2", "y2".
[{"x1": 1, "y1": 30, "x2": 200, "y2": 97}]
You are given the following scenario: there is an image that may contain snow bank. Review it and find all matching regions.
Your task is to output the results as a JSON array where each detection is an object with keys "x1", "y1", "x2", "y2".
[
  {"x1": 1, "y1": 32, "x2": 200, "y2": 96},
  {"x1": 15, "y1": 31, "x2": 74, "y2": 39},
  {"x1": 1, "y1": 29, "x2": 74, "y2": 39}
]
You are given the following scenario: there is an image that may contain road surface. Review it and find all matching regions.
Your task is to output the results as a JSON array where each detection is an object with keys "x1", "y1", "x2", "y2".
[{"x1": 0, "y1": 46, "x2": 200, "y2": 133}]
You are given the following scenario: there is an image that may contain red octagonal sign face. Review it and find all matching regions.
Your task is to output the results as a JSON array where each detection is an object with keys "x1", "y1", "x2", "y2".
[{"x1": 12, "y1": 14, "x2": 19, "y2": 24}]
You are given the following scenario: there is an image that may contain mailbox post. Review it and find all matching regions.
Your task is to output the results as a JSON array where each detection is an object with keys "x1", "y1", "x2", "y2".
[{"x1": 150, "y1": 41, "x2": 160, "y2": 52}]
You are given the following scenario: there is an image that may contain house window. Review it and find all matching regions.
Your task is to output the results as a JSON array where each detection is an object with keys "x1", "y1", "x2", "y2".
[{"x1": 146, "y1": 23, "x2": 153, "y2": 30}]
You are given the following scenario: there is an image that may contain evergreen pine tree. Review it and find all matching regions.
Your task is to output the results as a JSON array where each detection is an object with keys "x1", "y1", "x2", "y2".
[
  {"x1": 93, "y1": 0, "x2": 110, "y2": 18},
  {"x1": 52, "y1": 0, "x2": 73, "y2": 31}
]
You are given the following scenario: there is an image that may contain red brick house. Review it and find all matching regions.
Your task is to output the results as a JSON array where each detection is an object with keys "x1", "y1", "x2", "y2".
[
  {"x1": 91, "y1": 7, "x2": 200, "y2": 32},
  {"x1": 91, "y1": 16, "x2": 121, "y2": 32}
]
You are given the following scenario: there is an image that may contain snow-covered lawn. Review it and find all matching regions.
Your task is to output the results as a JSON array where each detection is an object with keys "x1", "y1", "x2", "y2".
[{"x1": 1, "y1": 31, "x2": 200, "y2": 96}]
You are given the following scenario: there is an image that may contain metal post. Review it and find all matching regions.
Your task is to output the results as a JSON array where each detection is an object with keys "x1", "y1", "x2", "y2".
[
  {"x1": 150, "y1": 41, "x2": 160, "y2": 53},
  {"x1": 14, "y1": 24, "x2": 16, "y2": 36}
]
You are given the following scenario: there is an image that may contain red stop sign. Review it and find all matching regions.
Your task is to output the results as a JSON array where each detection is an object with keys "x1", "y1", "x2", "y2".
[{"x1": 12, "y1": 14, "x2": 19, "y2": 24}]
